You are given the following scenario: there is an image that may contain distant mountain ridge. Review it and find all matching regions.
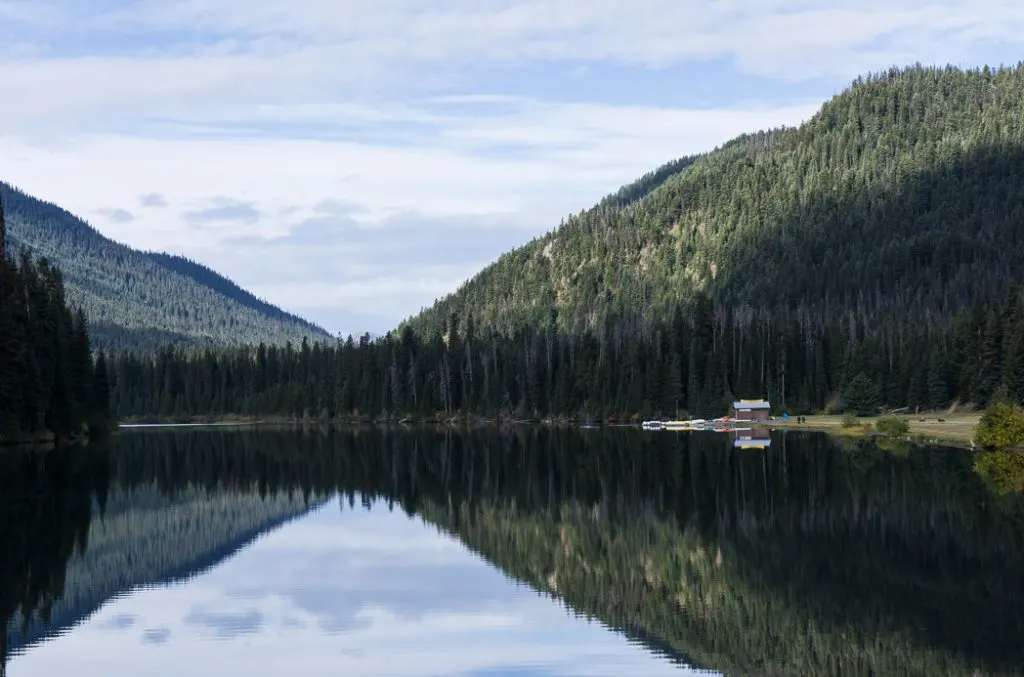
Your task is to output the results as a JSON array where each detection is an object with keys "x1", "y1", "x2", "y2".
[{"x1": 2, "y1": 183, "x2": 330, "y2": 350}]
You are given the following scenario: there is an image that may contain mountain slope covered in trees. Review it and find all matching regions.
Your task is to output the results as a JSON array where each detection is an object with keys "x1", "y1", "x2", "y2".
[
  {"x1": 2, "y1": 184, "x2": 329, "y2": 350},
  {"x1": 408, "y1": 64, "x2": 1024, "y2": 337}
]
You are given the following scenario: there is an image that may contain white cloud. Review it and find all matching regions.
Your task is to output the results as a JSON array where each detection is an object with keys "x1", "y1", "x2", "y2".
[
  {"x1": 1, "y1": 1, "x2": 1020, "y2": 136},
  {"x1": 139, "y1": 192, "x2": 168, "y2": 208},
  {"x1": 96, "y1": 207, "x2": 136, "y2": 223},
  {"x1": 6, "y1": 2, "x2": 1024, "y2": 77}
]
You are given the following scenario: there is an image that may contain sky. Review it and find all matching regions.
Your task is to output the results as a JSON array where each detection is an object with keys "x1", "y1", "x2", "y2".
[{"x1": 1, "y1": 1, "x2": 1022, "y2": 335}]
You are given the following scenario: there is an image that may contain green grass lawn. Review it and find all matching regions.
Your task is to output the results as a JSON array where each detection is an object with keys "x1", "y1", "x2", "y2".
[{"x1": 767, "y1": 413, "x2": 981, "y2": 445}]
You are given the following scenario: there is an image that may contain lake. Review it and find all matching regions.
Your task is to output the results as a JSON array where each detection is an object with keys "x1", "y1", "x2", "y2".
[{"x1": 2, "y1": 427, "x2": 1024, "y2": 676}]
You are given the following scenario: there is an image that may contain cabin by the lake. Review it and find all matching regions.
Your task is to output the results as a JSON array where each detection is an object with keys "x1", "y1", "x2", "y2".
[{"x1": 733, "y1": 399, "x2": 771, "y2": 421}]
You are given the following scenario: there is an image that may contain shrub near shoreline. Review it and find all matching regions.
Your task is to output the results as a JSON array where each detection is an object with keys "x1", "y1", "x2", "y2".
[
  {"x1": 875, "y1": 417, "x2": 910, "y2": 438},
  {"x1": 975, "y1": 403, "x2": 1024, "y2": 450}
]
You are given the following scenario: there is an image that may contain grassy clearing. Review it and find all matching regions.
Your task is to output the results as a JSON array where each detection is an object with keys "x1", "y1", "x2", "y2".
[{"x1": 766, "y1": 413, "x2": 982, "y2": 446}]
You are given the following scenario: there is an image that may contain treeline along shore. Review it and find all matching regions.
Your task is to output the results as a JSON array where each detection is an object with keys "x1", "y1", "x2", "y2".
[{"x1": 106, "y1": 288, "x2": 1024, "y2": 429}]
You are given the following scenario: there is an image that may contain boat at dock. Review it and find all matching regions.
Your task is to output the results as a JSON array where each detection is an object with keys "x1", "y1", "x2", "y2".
[{"x1": 664, "y1": 419, "x2": 704, "y2": 430}]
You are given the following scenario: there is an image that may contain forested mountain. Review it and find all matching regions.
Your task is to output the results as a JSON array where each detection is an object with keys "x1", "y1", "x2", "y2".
[
  {"x1": 1, "y1": 184, "x2": 328, "y2": 350},
  {"x1": 0, "y1": 198, "x2": 110, "y2": 442},
  {"x1": 407, "y1": 65, "x2": 1024, "y2": 336}
]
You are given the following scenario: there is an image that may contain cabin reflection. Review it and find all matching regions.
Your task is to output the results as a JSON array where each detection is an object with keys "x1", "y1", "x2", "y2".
[{"x1": 733, "y1": 427, "x2": 771, "y2": 449}]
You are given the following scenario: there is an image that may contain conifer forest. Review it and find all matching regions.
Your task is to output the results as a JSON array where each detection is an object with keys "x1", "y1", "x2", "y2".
[
  {"x1": 105, "y1": 290, "x2": 1024, "y2": 422},
  {"x1": 0, "y1": 200, "x2": 110, "y2": 442}
]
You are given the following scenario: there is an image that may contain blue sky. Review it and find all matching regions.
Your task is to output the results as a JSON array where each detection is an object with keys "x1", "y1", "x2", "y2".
[{"x1": 0, "y1": 1, "x2": 1022, "y2": 335}]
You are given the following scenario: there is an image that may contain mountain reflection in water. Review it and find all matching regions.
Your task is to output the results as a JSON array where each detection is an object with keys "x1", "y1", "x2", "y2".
[{"x1": 2, "y1": 427, "x2": 1024, "y2": 676}]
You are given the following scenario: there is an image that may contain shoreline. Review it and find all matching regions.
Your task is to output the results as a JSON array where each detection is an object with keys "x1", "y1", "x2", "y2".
[{"x1": 112, "y1": 412, "x2": 985, "y2": 448}]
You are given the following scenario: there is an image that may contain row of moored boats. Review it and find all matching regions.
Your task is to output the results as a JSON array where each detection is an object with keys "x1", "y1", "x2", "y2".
[{"x1": 641, "y1": 417, "x2": 751, "y2": 432}]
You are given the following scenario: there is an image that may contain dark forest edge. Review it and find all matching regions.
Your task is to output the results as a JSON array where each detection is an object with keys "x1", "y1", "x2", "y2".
[{"x1": 0, "y1": 198, "x2": 113, "y2": 445}]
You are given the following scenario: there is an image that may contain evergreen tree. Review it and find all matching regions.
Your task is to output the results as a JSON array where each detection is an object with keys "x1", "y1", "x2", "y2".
[
  {"x1": 92, "y1": 351, "x2": 112, "y2": 429},
  {"x1": 0, "y1": 195, "x2": 110, "y2": 442},
  {"x1": 927, "y1": 346, "x2": 949, "y2": 410},
  {"x1": 844, "y1": 372, "x2": 881, "y2": 417},
  {"x1": 977, "y1": 310, "x2": 1004, "y2": 404}
]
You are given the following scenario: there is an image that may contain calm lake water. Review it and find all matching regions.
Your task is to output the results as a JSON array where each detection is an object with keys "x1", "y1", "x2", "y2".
[{"x1": 3, "y1": 427, "x2": 1024, "y2": 676}]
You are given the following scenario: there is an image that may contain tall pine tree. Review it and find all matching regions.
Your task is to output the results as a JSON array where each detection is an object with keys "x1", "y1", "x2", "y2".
[{"x1": 0, "y1": 194, "x2": 110, "y2": 442}]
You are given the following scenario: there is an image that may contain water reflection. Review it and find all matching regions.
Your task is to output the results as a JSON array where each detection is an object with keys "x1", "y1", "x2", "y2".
[
  {"x1": 9, "y1": 496, "x2": 690, "y2": 676},
  {"x1": 732, "y1": 427, "x2": 771, "y2": 449},
  {"x1": 3, "y1": 428, "x2": 1024, "y2": 676}
]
